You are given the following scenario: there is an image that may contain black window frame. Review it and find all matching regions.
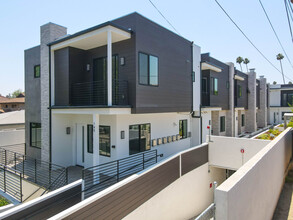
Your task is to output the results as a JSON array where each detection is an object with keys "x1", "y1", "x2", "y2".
[
  {"x1": 179, "y1": 119, "x2": 188, "y2": 139},
  {"x1": 30, "y1": 122, "x2": 41, "y2": 148},
  {"x1": 211, "y1": 77, "x2": 218, "y2": 95},
  {"x1": 34, "y1": 65, "x2": 40, "y2": 78},
  {"x1": 138, "y1": 52, "x2": 159, "y2": 86},
  {"x1": 87, "y1": 125, "x2": 93, "y2": 153},
  {"x1": 238, "y1": 85, "x2": 242, "y2": 98},
  {"x1": 129, "y1": 123, "x2": 151, "y2": 155},
  {"x1": 220, "y1": 116, "x2": 226, "y2": 132},
  {"x1": 99, "y1": 125, "x2": 111, "y2": 157},
  {"x1": 241, "y1": 114, "x2": 245, "y2": 127}
]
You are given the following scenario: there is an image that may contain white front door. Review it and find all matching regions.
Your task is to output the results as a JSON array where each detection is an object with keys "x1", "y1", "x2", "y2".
[{"x1": 76, "y1": 124, "x2": 86, "y2": 166}]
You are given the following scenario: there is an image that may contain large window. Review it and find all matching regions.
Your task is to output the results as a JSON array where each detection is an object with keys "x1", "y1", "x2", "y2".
[
  {"x1": 211, "y1": 77, "x2": 218, "y2": 95},
  {"x1": 202, "y1": 77, "x2": 208, "y2": 93},
  {"x1": 30, "y1": 123, "x2": 41, "y2": 148},
  {"x1": 179, "y1": 120, "x2": 188, "y2": 139},
  {"x1": 34, "y1": 65, "x2": 40, "y2": 78},
  {"x1": 87, "y1": 125, "x2": 93, "y2": 153},
  {"x1": 220, "y1": 116, "x2": 226, "y2": 132},
  {"x1": 241, "y1": 114, "x2": 245, "y2": 127},
  {"x1": 139, "y1": 52, "x2": 158, "y2": 86},
  {"x1": 238, "y1": 85, "x2": 242, "y2": 98},
  {"x1": 100, "y1": 126, "x2": 111, "y2": 157},
  {"x1": 129, "y1": 124, "x2": 151, "y2": 155}
]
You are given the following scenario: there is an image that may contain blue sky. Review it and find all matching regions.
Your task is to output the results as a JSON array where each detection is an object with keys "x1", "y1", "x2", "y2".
[{"x1": 0, "y1": 0, "x2": 292, "y2": 96}]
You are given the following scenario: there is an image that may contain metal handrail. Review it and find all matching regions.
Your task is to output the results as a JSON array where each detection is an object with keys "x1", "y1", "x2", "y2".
[{"x1": 41, "y1": 168, "x2": 68, "y2": 196}]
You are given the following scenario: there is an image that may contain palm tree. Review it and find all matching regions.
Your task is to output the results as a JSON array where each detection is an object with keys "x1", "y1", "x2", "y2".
[
  {"x1": 236, "y1": 56, "x2": 244, "y2": 71},
  {"x1": 243, "y1": 58, "x2": 250, "y2": 72},
  {"x1": 276, "y1": 53, "x2": 285, "y2": 84}
]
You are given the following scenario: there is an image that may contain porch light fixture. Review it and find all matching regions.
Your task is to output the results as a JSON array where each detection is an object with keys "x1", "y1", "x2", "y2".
[
  {"x1": 66, "y1": 127, "x2": 71, "y2": 135},
  {"x1": 120, "y1": 57, "x2": 125, "y2": 66},
  {"x1": 86, "y1": 64, "x2": 90, "y2": 71},
  {"x1": 121, "y1": 131, "x2": 125, "y2": 139}
]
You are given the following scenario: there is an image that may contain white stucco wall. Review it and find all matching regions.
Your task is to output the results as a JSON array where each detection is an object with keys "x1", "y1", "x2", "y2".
[
  {"x1": 52, "y1": 112, "x2": 195, "y2": 168},
  {"x1": 124, "y1": 164, "x2": 226, "y2": 220},
  {"x1": 209, "y1": 136, "x2": 270, "y2": 170},
  {"x1": 201, "y1": 110, "x2": 212, "y2": 143},
  {"x1": 215, "y1": 128, "x2": 292, "y2": 220},
  {"x1": 0, "y1": 130, "x2": 25, "y2": 146},
  {"x1": 269, "y1": 107, "x2": 292, "y2": 124}
]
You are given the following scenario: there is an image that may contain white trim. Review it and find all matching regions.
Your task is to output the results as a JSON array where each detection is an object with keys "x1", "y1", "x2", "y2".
[
  {"x1": 51, "y1": 108, "x2": 131, "y2": 115},
  {"x1": 234, "y1": 75, "x2": 245, "y2": 81},
  {"x1": 201, "y1": 62, "x2": 222, "y2": 72},
  {"x1": 0, "y1": 180, "x2": 82, "y2": 219},
  {"x1": 50, "y1": 143, "x2": 208, "y2": 219},
  {"x1": 201, "y1": 107, "x2": 222, "y2": 111},
  {"x1": 51, "y1": 25, "x2": 131, "y2": 51},
  {"x1": 234, "y1": 107, "x2": 245, "y2": 111}
]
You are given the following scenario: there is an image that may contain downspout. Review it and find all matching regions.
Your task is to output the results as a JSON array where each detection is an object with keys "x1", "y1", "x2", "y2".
[
  {"x1": 190, "y1": 42, "x2": 203, "y2": 144},
  {"x1": 49, "y1": 45, "x2": 52, "y2": 163}
]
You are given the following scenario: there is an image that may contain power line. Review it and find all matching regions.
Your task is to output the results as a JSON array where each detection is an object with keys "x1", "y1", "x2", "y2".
[
  {"x1": 258, "y1": 0, "x2": 293, "y2": 72},
  {"x1": 285, "y1": 0, "x2": 293, "y2": 44},
  {"x1": 148, "y1": 0, "x2": 181, "y2": 36},
  {"x1": 214, "y1": 0, "x2": 293, "y2": 82}
]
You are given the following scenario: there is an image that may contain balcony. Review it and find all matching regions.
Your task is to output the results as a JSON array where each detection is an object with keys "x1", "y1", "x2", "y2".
[{"x1": 70, "y1": 80, "x2": 128, "y2": 106}]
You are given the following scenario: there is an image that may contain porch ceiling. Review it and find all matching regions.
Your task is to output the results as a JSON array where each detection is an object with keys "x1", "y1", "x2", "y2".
[
  {"x1": 50, "y1": 25, "x2": 131, "y2": 51},
  {"x1": 201, "y1": 62, "x2": 222, "y2": 72}
]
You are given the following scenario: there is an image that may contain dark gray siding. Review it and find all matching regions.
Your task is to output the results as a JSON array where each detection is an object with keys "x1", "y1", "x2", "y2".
[
  {"x1": 25, "y1": 45, "x2": 41, "y2": 158},
  {"x1": 235, "y1": 70, "x2": 248, "y2": 109},
  {"x1": 54, "y1": 12, "x2": 193, "y2": 113},
  {"x1": 133, "y1": 14, "x2": 192, "y2": 113},
  {"x1": 201, "y1": 54, "x2": 230, "y2": 110}
]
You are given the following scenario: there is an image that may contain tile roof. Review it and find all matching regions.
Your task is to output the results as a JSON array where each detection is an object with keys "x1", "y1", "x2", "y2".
[{"x1": 0, "y1": 97, "x2": 25, "y2": 104}]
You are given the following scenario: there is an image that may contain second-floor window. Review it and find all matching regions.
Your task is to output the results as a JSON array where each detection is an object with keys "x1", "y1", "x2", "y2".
[
  {"x1": 211, "y1": 77, "x2": 218, "y2": 95},
  {"x1": 238, "y1": 85, "x2": 242, "y2": 98},
  {"x1": 34, "y1": 65, "x2": 40, "y2": 78},
  {"x1": 202, "y1": 77, "x2": 208, "y2": 93},
  {"x1": 139, "y1": 52, "x2": 158, "y2": 86}
]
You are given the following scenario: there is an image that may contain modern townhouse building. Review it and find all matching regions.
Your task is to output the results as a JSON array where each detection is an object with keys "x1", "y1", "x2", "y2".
[
  {"x1": 24, "y1": 12, "x2": 201, "y2": 168},
  {"x1": 201, "y1": 53, "x2": 268, "y2": 140},
  {"x1": 269, "y1": 84, "x2": 293, "y2": 124}
]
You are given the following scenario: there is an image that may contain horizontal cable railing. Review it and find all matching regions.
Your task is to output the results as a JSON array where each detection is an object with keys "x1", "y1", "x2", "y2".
[
  {"x1": 0, "y1": 164, "x2": 22, "y2": 202},
  {"x1": 83, "y1": 150, "x2": 161, "y2": 199},
  {"x1": 0, "y1": 145, "x2": 68, "y2": 201},
  {"x1": 70, "y1": 80, "x2": 128, "y2": 106}
]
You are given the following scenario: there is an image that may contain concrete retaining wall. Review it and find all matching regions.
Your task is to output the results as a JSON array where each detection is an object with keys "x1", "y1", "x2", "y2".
[{"x1": 215, "y1": 128, "x2": 292, "y2": 220}]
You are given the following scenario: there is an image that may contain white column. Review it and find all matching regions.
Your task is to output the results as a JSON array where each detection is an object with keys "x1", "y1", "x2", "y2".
[
  {"x1": 107, "y1": 30, "x2": 112, "y2": 106},
  {"x1": 93, "y1": 114, "x2": 99, "y2": 167}
]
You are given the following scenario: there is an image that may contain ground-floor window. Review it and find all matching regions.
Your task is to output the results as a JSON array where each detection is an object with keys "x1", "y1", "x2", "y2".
[
  {"x1": 129, "y1": 124, "x2": 151, "y2": 155},
  {"x1": 179, "y1": 120, "x2": 187, "y2": 139},
  {"x1": 87, "y1": 125, "x2": 93, "y2": 153},
  {"x1": 220, "y1": 116, "x2": 226, "y2": 132},
  {"x1": 100, "y1": 126, "x2": 111, "y2": 157},
  {"x1": 30, "y1": 123, "x2": 41, "y2": 148},
  {"x1": 241, "y1": 114, "x2": 245, "y2": 127}
]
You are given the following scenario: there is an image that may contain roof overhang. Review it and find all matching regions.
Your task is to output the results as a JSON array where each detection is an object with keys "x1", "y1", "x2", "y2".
[
  {"x1": 50, "y1": 25, "x2": 131, "y2": 51},
  {"x1": 234, "y1": 75, "x2": 245, "y2": 81},
  {"x1": 201, "y1": 62, "x2": 222, "y2": 72}
]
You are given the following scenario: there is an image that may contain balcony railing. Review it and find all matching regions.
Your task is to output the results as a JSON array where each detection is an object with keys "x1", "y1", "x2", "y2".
[{"x1": 71, "y1": 80, "x2": 128, "y2": 106}]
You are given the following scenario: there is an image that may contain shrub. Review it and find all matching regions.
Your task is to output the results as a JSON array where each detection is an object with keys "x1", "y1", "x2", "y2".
[{"x1": 0, "y1": 196, "x2": 9, "y2": 207}]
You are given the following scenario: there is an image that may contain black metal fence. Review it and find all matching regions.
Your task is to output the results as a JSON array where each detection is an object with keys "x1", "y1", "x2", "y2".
[
  {"x1": 0, "y1": 164, "x2": 22, "y2": 202},
  {"x1": 71, "y1": 79, "x2": 128, "y2": 106},
  {"x1": 83, "y1": 150, "x2": 160, "y2": 199},
  {"x1": 0, "y1": 146, "x2": 68, "y2": 202}
]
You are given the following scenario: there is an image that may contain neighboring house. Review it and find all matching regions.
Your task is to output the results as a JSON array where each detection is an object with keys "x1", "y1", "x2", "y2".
[
  {"x1": 269, "y1": 84, "x2": 293, "y2": 124},
  {"x1": 24, "y1": 12, "x2": 202, "y2": 167},
  {"x1": 201, "y1": 53, "x2": 268, "y2": 140},
  {"x1": 0, "y1": 110, "x2": 25, "y2": 130},
  {"x1": 0, "y1": 97, "x2": 25, "y2": 113}
]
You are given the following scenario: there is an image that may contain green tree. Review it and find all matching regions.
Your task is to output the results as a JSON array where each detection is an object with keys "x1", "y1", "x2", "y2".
[
  {"x1": 243, "y1": 58, "x2": 250, "y2": 72},
  {"x1": 276, "y1": 53, "x2": 285, "y2": 84},
  {"x1": 273, "y1": 81, "x2": 277, "y2": 85},
  {"x1": 6, "y1": 89, "x2": 23, "y2": 98},
  {"x1": 289, "y1": 81, "x2": 292, "y2": 84},
  {"x1": 236, "y1": 56, "x2": 244, "y2": 71}
]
